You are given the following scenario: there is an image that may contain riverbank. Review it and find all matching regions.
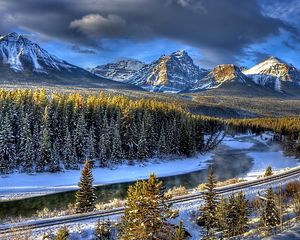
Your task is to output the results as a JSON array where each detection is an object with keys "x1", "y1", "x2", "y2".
[{"x1": 1, "y1": 133, "x2": 299, "y2": 201}]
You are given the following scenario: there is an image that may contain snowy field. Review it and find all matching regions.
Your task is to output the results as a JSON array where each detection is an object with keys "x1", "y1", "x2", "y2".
[{"x1": 1, "y1": 133, "x2": 299, "y2": 201}]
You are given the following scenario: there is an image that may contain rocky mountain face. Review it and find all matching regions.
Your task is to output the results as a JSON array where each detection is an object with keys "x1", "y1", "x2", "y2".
[
  {"x1": 0, "y1": 32, "x2": 141, "y2": 90},
  {"x1": 128, "y1": 50, "x2": 208, "y2": 93},
  {"x1": 88, "y1": 59, "x2": 145, "y2": 81},
  {"x1": 243, "y1": 56, "x2": 300, "y2": 92},
  {"x1": 191, "y1": 64, "x2": 248, "y2": 91}
]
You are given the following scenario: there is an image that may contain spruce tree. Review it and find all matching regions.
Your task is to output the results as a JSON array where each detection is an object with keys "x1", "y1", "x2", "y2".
[
  {"x1": 63, "y1": 127, "x2": 78, "y2": 170},
  {"x1": 75, "y1": 160, "x2": 97, "y2": 213},
  {"x1": 175, "y1": 220, "x2": 185, "y2": 240},
  {"x1": 136, "y1": 122, "x2": 149, "y2": 160},
  {"x1": 236, "y1": 191, "x2": 249, "y2": 235},
  {"x1": 0, "y1": 114, "x2": 16, "y2": 174},
  {"x1": 198, "y1": 167, "x2": 218, "y2": 239},
  {"x1": 226, "y1": 193, "x2": 238, "y2": 237},
  {"x1": 87, "y1": 126, "x2": 97, "y2": 167},
  {"x1": 216, "y1": 196, "x2": 228, "y2": 238},
  {"x1": 111, "y1": 125, "x2": 122, "y2": 165},
  {"x1": 95, "y1": 219, "x2": 112, "y2": 240},
  {"x1": 19, "y1": 113, "x2": 34, "y2": 173},
  {"x1": 74, "y1": 112, "x2": 86, "y2": 162},
  {"x1": 119, "y1": 173, "x2": 177, "y2": 239},
  {"x1": 261, "y1": 188, "x2": 280, "y2": 231},
  {"x1": 38, "y1": 124, "x2": 51, "y2": 172},
  {"x1": 55, "y1": 225, "x2": 69, "y2": 240},
  {"x1": 264, "y1": 166, "x2": 273, "y2": 177},
  {"x1": 158, "y1": 126, "x2": 169, "y2": 157}
]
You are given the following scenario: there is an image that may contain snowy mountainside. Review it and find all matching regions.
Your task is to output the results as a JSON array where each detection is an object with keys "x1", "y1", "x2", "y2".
[
  {"x1": 243, "y1": 56, "x2": 300, "y2": 92},
  {"x1": 88, "y1": 59, "x2": 145, "y2": 81},
  {"x1": 191, "y1": 64, "x2": 248, "y2": 91},
  {"x1": 0, "y1": 32, "x2": 142, "y2": 90},
  {"x1": 128, "y1": 50, "x2": 209, "y2": 93},
  {"x1": 0, "y1": 32, "x2": 75, "y2": 73}
]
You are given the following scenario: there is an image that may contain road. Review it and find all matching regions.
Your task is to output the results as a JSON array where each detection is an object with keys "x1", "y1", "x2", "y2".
[{"x1": 1, "y1": 166, "x2": 300, "y2": 237}]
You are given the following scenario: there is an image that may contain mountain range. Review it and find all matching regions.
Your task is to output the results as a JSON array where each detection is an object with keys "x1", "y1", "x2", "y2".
[
  {"x1": 0, "y1": 32, "x2": 140, "y2": 91},
  {"x1": 1, "y1": 32, "x2": 300, "y2": 96},
  {"x1": 89, "y1": 51, "x2": 300, "y2": 95}
]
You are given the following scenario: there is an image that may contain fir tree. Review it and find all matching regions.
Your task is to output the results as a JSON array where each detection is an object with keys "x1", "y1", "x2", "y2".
[
  {"x1": 19, "y1": 113, "x2": 34, "y2": 172},
  {"x1": 63, "y1": 127, "x2": 78, "y2": 170},
  {"x1": 0, "y1": 114, "x2": 16, "y2": 174},
  {"x1": 95, "y1": 219, "x2": 112, "y2": 240},
  {"x1": 50, "y1": 140, "x2": 61, "y2": 172},
  {"x1": 198, "y1": 167, "x2": 218, "y2": 239},
  {"x1": 136, "y1": 122, "x2": 149, "y2": 160},
  {"x1": 264, "y1": 165, "x2": 273, "y2": 177},
  {"x1": 236, "y1": 191, "x2": 249, "y2": 235},
  {"x1": 119, "y1": 173, "x2": 178, "y2": 239},
  {"x1": 111, "y1": 125, "x2": 122, "y2": 165},
  {"x1": 38, "y1": 123, "x2": 51, "y2": 172},
  {"x1": 87, "y1": 126, "x2": 97, "y2": 167},
  {"x1": 74, "y1": 112, "x2": 86, "y2": 162},
  {"x1": 158, "y1": 126, "x2": 169, "y2": 157},
  {"x1": 226, "y1": 193, "x2": 238, "y2": 237},
  {"x1": 216, "y1": 196, "x2": 228, "y2": 238},
  {"x1": 75, "y1": 160, "x2": 97, "y2": 213},
  {"x1": 261, "y1": 188, "x2": 280, "y2": 231},
  {"x1": 175, "y1": 220, "x2": 185, "y2": 240},
  {"x1": 55, "y1": 225, "x2": 69, "y2": 240}
]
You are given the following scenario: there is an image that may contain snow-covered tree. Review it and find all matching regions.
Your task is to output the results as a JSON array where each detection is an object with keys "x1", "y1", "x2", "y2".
[
  {"x1": 0, "y1": 114, "x2": 16, "y2": 174},
  {"x1": 75, "y1": 160, "x2": 97, "y2": 213}
]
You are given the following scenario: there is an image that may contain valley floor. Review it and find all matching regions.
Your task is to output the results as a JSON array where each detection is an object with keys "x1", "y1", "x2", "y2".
[{"x1": 0, "y1": 133, "x2": 299, "y2": 201}]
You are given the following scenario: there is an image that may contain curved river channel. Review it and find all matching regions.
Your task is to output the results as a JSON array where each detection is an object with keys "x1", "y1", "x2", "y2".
[{"x1": 0, "y1": 134, "x2": 299, "y2": 219}]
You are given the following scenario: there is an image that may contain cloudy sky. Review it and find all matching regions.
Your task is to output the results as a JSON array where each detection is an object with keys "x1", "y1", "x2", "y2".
[{"x1": 0, "y1": 0, "x2": 299, "y2": 69}]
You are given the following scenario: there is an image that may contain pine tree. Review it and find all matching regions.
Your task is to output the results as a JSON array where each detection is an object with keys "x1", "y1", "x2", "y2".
[
  {"x1": 198, "y1": 167, "x2": 218, "y2": 239},
  {"x1": 38, "y1": 123, "x2": 51, "y2": 172},
  {"x1": 175, "y1": 220, "x2": 185, "y2": 240},
  {"x1": 95, "y1": 219, "x2": 112, "y2": 240},
  {"x1": 216, "y1": 196, "x2": 228, "y2": 238},
  {"x1": 111, "y1": 125, "x2": 122, "y2": 165},
  {"x1": 49, "y1": 140, "x2": 61, "y2": 172},
  {"x1": 19, "y1": 113, "x2": 34, "y2": 172},
  {"x1": 236, "y1": 191, "x2": 249, "y2": 235},
  {"x1": 136, "y1": 122, "x2": 149, "y2": 160},
  {"x1": 74, "y1": 112, "x2": 86, "y2": 162},
  {"x1": 0, "y1": 114, "x2": 16, "y2": 174},
  {"x1": 119, "y1": 173, "x2": 178, "y2": 239},
  {"x1": 226, "y1": 193, "x2": 238, "y2": 237},
  {"x1": 87, "y1": 126, "x2": 97, "y2": 167},
  {"x1": 75, "y1": 160, "x2": 97, "y2": 213},
  {"x1": 63, "y1": 127, "x2": 78, "y2": 170},
  {"x1": 264, "y1": 165, "x2": 273, "y2": 177},
  {"x1": 55, "y1": 225, "x2": 69, "y2": 240},
  {"x1": 261, "y1": 188, "x2": 280, "y2": 231},
  {"x1": 158, "y1": 126, "x2": 169, "y2": 157}
]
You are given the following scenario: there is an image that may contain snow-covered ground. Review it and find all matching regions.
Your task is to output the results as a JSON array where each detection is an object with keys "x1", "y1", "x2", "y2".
[
  {"x1": 1, "y1": 133, "x2": 299, "y2": 201},
  {"x1": 0, "y1": 154, "x2": 213, "y2": 200}
]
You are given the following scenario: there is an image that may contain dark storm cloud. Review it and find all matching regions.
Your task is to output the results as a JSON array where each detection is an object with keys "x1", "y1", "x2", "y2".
[{"x1": 0, "y1": 0, "x2": 298, "y2": 65}]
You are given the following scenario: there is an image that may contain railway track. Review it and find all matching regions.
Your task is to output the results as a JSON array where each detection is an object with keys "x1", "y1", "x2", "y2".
[{"x1": 1, "y1": 166, "x2": 300, "y2": 236}]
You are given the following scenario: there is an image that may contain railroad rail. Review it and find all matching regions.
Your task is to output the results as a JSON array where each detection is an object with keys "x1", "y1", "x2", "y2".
[{"x1": 1, "y1": 166, "x2": 300, "y2": 236}]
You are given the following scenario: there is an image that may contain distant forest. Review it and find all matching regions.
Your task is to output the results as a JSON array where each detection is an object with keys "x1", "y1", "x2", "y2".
[
  {"x1": 227, "y1": 117, "x2": 300, "y2": 158},
  {"x1": 0, "y1": 89, "x2": 222, "y2": 174}
]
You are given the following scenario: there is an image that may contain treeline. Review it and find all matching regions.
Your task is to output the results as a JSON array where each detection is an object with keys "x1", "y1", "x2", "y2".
[
  {"x1": 227, "y1": 117, "x2": 300, "y2": 137},
  {"x1": 0, "y1": 89, "x2": 222, "y2": 174},
  {"x1": 227, "y1": 117, "x2": 300, "y2": 158}
]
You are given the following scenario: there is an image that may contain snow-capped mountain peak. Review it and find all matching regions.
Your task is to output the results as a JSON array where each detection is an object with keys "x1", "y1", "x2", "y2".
[
  {"x1": 88, "y1": 59, "x2": 145, "y2": 81},
  {"x1": 243, "y1": 56, "x2": 300, "y2": 91},
  {"x1": 128, "y1": 50, "x2": 209, "y2": 92},
  {"x1": 0, "y1": 32, "x2": 75, "y2": 73}
]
